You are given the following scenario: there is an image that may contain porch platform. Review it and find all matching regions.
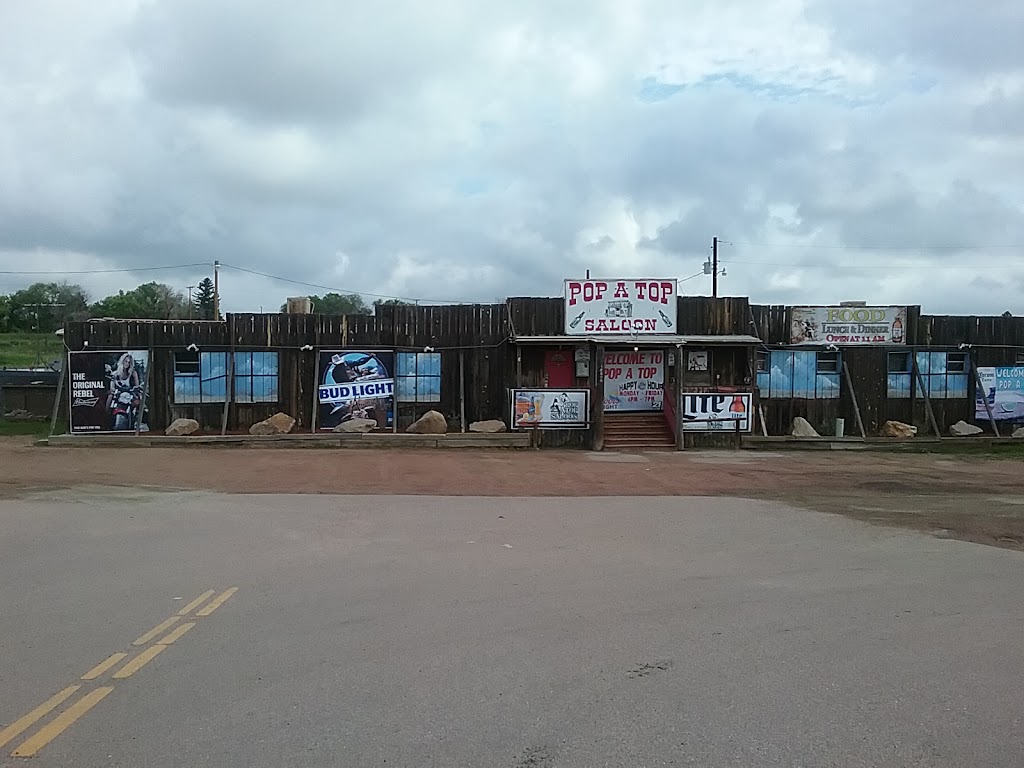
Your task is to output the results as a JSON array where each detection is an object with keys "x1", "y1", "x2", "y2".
[{"x1": 38, "y1": 432, "x2": 531, "y2": 449}]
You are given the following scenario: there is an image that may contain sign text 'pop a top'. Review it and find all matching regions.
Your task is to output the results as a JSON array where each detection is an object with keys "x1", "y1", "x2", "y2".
[{"x1": 564, "y1": 279, "x2": 677, "y2": 335}]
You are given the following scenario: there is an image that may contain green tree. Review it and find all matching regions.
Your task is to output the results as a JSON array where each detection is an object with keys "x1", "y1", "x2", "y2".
[
  {"x1": 91, "y1": 282, "x2": 189, "y2": 320},
  {"x1": 0, "y1": 294, "x2": 10, "y2": 333},
  {"x1": 193, "y1": 277, "x2": 217, "y2": 320},
  {"x1": 6, "y1": 282, "x2": 90, "y2": 332},
  {"x1": 373, "y1": 298, "x2": 413, "y2": 308}
]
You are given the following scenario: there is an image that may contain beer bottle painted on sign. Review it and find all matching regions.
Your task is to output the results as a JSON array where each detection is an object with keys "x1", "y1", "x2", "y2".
[{"x1": 891, "y1": 315, "x2": 904, "y2": 343}]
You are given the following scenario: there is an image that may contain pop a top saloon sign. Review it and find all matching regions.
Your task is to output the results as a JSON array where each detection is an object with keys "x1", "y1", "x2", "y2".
[
  {"x1": 564, "y1": 279, "x2": 677, "y2": 335},
  {"x1": 790, "y1": 306, "x2": 908, "y2": 346}
]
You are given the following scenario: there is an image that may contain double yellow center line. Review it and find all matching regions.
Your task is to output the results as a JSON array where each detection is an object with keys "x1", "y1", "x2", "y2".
[{"x1": 0, "y1": 587, "x2": 237, "y2": 758}]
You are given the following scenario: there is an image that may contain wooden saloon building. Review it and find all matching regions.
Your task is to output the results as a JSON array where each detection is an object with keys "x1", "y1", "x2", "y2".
[{"x1": 62, "y1": 278, "x2": 1024, "y2": 447}]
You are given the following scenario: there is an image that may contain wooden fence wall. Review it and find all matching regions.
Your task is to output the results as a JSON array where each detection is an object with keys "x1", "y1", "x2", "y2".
[
  {"x1": 64, "y1": 304, "x2": 511, "y2": 432},
  {"x1": 751, "y1": 305, "x2": 1024, "y2": 436}
]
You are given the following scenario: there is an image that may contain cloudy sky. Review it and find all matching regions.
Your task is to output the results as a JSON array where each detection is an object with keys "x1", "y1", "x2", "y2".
[{"x1": 1, "y1": 0, "x2": 1022, "y2": 314}]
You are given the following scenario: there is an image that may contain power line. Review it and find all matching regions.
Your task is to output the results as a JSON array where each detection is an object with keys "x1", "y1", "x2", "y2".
[
  {"x1": 0, "y1": 263, "x2": 209, "y2": 275},
  {"x1": 720, "y1": 258, "x2": 1024, "y2": 270},
  {"x1": 720, "y1": 240, "x2": 1024, "y2": 251},
  {"x1": 219, "y1": 263, "x2": 471, "y2": 305}
]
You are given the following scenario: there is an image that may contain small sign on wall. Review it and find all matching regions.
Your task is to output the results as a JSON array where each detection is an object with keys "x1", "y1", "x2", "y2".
[
  {"x1": 512, "y1": 389, "x2": 589, "y2": 428},
  {"x1": 681, "y1": 392, "x2": 752, "y2": 432},
  {"x1": 686, "y1": 350, "x2": 708, "y2": 372}
]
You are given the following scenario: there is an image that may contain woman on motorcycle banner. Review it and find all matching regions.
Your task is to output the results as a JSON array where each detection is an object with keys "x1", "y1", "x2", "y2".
[{"x1": 107, "y1": 353, "x2": 141, "y2": 431}]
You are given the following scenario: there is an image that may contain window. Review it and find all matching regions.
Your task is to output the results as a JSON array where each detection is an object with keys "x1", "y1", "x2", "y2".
[
  {"x1": 816, "y1": 351, "x2": 839, "y2": 374},
  {"x1": 888, "y1": 351, "x2": 970, "y2": 399},
  {"x1": 174, "y1": 351, "x2": 227, "y2": 403},
  {"x1": 887, "y1": 352, "x2": 912, "y2": 398},
  {"x1": 916, "y1": 351, "x2": 969, "y2": 399},
  {"x1": 756, "y1": 351, "x2": 768, "y2": 373},
  {"x1": 234, "y1": 352, "x2": 279, "y2": 403},
  {"x1": 396, "y1": 352, "x2": 441, "y2": 402},
  {"x1": 756, "y1": 350, "x2": 840, "y2": 399},
  {"x1": 1016, "y1": 352, "x2": 1024, "y2": 365}
]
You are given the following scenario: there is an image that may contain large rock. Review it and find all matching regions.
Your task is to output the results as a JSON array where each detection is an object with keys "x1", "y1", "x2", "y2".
[
  {"x1": 165, "y1": 418, "x2": 199, "y2": 436},
  {"x1": 407, "y1": 410, "x2": 448, "y2": 434},
  {"x1": 881, "y1": 420, "x2": 917, "y2": 439},
  {"x1": 334, "y1": 418, "x2": 378, "y2": 434},
  {"x1": 949, "y1": 420, "x2": 983, "y2": 437},
  {"x1": 790, "y1": 417, "x2": 820, "y2": 438},
  {"x1": 1013, "y1": 427, "x2": 1024, "y2": 439},
  {"x1": 469, "y1": 419, "x2": 507, "y2": 433},
  {"x1": 249, "y1": 412, "x2": 296, "y2": 436}
]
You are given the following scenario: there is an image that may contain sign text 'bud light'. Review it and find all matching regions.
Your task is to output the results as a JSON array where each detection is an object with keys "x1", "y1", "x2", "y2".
[{"x1": 319, "y1": 379, "x2": 395, "y2": 404}]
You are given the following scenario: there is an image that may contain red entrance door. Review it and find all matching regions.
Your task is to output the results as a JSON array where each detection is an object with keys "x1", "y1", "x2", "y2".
[{"x1": 544, "y1": 349, "x2": 574, "y2": 388}]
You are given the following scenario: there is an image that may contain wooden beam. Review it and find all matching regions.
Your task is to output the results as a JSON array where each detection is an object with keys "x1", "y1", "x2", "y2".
[
  {"x1": 459, "y1": 350, "x2": 467, "y2": 433},
  {"x1": 972, "y1": 355, "x2": 1001, "y2": 437},
  {"x1": 842, "y1": 359, "x2": 867, "y2": 438},
  {"x1": 48, "y1": 356, "x2": 67, "y2": 438}
]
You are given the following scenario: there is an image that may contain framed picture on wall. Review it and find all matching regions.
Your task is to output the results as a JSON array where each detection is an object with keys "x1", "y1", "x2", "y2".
[{"x1": 687, "y1": 350, "x2": 709, "y2": 373}]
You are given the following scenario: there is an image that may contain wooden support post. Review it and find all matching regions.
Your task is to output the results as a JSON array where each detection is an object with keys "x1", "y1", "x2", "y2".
[
  {"x1": 842, "y1": 360, "x2": 867, "y2": 438},
  {"x1": 675, "y1": 346, "x2": 684, "y2": 451},
  {"x1": 973, "y1": 358, "x2": 1001, "y2": 437},
  {"x1": 758, "y1": 402, "x2": 768, "y2": 437},
  {"x1": 134, "y1": 349, "x2": 153, "y2": 437},
  {"x1": 913, "y1": 355, "x2": 942, "y2": 438},
  {"x1": 592, "y1": 343, "x2": 605, "y2": 451},
  {"x1": 48, "y1": 356, "x2": 67, "y2": 438},
  {"x1": 221, "y1": 315, "x2": 234, "y2": 436},
  {"x1": 459, "y1": 350, "x2": 467, "y2": 433},
  {"x1": 310, "y1": 322, "x2": 321, "y2": 433}
]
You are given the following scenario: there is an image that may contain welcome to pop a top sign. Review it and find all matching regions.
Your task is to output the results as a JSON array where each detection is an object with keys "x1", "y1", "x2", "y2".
[{"x1": 564, "y1": 279, "x2": 677, "y2": 335}]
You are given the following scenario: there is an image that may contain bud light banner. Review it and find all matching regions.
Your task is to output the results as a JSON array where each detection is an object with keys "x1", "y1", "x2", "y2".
[
  {"x1": 681, "y1": 392, "x2": 752, "y2": 432},
  {"x1": 790, "y1": 306, "x2": 907, "y2": 345},
  {"x1": 69, "y1": 350, "x2": 150, "y2": 433},
  {"x1": 316, "y1": 350, "x2": 394, "y2": 430}
]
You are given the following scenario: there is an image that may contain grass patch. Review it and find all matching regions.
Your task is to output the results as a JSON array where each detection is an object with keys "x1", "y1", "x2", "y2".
[
  {"x1": 912, "y1": 441, "x2": 1024, "y2": 457},
  {"x1": 0, "y1": 420, "x2": 55, "y2": 436},
  {"x1": 0, "y1": 333, "x2": 64, "y2": 368}
]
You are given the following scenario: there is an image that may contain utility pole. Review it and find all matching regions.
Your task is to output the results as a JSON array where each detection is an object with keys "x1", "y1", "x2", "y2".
[
  {"x1": 186, "y1": 286, "x2": 195, "y2": 319},
  {"x1": 712, "y1": 237, "x2": 718, "y2": 298},
  {"x1": 213, "y1": 260, "x2": 220, "y2": 321}
]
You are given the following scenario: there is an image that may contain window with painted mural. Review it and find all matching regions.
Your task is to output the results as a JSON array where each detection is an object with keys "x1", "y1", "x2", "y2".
[
  {"x1": 396, "y1": 352, "x2": 441, "y2": 402},
  {"x1": 887, "y1": 351, "x2": 968, "y2": 399},
  {"x1": 174, "y1": 351, "x2": 228, "y2": 404},
  {"x1": 234, "y1": 352, "x2": 279, "y2": 403},
  {"x1": 756, "y1": 350, "x2": 840, "y2": 399}
]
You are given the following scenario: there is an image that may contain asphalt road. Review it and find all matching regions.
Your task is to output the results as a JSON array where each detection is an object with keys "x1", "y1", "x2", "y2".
[{"x1": 1, "y1": 487, "x2": 1022, "y2": 767}]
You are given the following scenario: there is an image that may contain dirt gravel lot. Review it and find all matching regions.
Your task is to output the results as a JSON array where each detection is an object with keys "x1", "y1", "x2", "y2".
[{"x1": 2, "y1": 437, "x2": 1023, "y2": 550}]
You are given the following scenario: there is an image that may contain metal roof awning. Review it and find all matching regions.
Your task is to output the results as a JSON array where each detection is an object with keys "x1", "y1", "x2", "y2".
[{"x1": 513, "y1": 334, "x2": 761, "y2": 345}]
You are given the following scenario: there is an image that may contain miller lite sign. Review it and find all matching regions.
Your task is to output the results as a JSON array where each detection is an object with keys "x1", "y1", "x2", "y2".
[{"x1": 564, "y1": 278, "x2": 677, "y2": 335}]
